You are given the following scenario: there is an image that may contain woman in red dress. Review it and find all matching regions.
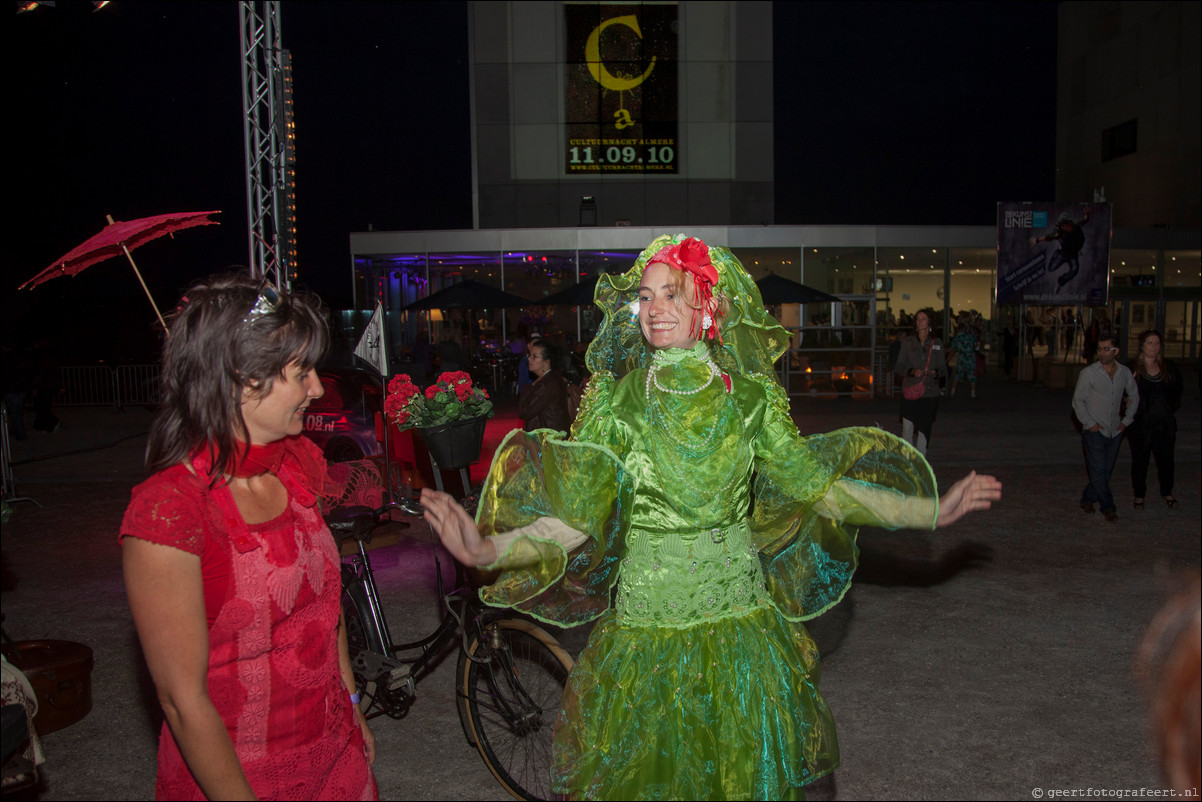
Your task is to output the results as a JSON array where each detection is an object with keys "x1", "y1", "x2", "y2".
[{"x1": 121, "y1": 274, "x2": 376, "y2": 800}]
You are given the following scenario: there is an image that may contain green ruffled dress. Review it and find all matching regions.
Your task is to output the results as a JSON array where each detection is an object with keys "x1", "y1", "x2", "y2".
[{"x1": 475, "y1": 342, "x2": 937, "y2": 800}]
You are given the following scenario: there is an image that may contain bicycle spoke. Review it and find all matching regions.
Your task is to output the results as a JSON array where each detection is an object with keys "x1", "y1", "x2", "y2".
[{"x1": 463, "y1": 620, "x2": 573, "y2": 801}]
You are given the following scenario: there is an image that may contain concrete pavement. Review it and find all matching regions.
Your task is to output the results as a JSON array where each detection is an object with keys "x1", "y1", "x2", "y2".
[{"x1": 2, "y1": 372, "x2": 1198, "y2": 800}]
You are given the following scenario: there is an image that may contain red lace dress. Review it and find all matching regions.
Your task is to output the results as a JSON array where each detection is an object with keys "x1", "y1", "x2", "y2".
[{"x1": 120, "y1": 436, "x2": 377, "y2": 801}]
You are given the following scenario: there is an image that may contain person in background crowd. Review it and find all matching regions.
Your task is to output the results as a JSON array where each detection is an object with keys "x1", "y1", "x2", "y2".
[
  {"x1": 519, "y1": 337, "x2": 571, "y2": 433},
  {"x1": 516, "y1": 330, "x2": 542, "y2": 395},
  {"x1": 1063, "y1": 308, "x2": 1076, "y2": 355},
  {"x1": 948, "y1": 322, "x2": 979, "y2": 400},
  {"x1": 1041, "y1": 307, "x2": 1059, "y2": 358},
  {"x1": 1001, "y1": 323, "x2": 1019, "y2": 380},
  {"x1": 1128, "y1": 329, "x2": 1183, "y2": 510},
  {"x1": 1025, "y1": 308, "x2": 1043, "y2": 356},
  {"x1": 1084, "y1": 316, "x2": 1101, "y2": 363},
  {"x1": 1072, "y1": 331, "x2": 1139, "y2": 521},
  {"x1": 894, "y1": 308, "x2": 946, "y2": 455},
  {"x1": 888, "y1": 330, "x2": 904, "y2": 392}
]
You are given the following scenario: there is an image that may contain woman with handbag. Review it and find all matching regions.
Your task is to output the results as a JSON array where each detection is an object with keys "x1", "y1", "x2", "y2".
[{"x1": 894, "y1": 308, "x2": 946, "y2": 456}]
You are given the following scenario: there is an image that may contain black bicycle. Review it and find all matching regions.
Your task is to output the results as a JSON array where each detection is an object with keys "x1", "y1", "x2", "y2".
[{"x1": 327, "y1": 502, "x2": 574, "y2": 801}]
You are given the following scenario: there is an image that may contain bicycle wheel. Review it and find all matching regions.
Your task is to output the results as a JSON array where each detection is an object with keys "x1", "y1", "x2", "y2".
[
  {"x1": 458, "y1": 617, "x2": 574, "y2": 801},
  {"x1": 341, "y1": 589, "x2": 375, "y2": 715}
]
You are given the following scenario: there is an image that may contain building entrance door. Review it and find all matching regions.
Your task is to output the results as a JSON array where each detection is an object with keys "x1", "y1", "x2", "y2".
[{"x1": 1111, "y1": 291, "x2": 1200, "y2": 363}]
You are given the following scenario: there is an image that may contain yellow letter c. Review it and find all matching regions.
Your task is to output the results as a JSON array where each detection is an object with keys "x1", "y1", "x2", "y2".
[{"x1": 584, "y1": 15, "x2": 656, "y2": 91}]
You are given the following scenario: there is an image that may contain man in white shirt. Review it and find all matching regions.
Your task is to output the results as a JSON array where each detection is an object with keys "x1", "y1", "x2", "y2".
[{"x1": 1072, "y1": 332, "x2": 1139, "y2": 520}]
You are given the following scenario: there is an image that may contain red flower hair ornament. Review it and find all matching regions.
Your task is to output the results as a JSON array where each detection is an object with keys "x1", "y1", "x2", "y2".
[{"x1": 648, "y1": 237, "x2": 724, "y2": 342}]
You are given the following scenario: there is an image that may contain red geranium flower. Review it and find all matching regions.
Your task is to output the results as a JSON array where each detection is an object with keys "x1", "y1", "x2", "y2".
[{"x1": 384, "y1": 369, "x2": 494, "y2": 430}]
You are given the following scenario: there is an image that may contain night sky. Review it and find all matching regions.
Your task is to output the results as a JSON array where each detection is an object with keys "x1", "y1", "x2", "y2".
[
  {"x1": 9, "y1": 0, "x2": 1057, "y2": 362},
  {"x1": 773, "y1": 1, "x2": 1058, "y2": 225}
]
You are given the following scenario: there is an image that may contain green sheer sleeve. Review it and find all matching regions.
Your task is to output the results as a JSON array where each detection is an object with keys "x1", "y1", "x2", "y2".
[
  {"x1": 473, "y1": 374, "x2": 634, "y2": 626},
  {"x1": 750, "y1": 406, "x2": 939, "y2": 621}
]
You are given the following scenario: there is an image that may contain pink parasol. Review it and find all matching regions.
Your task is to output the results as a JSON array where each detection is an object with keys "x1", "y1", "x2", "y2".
[{"x1": 20, "y1": 210, "x2": 221, "y2": 332}]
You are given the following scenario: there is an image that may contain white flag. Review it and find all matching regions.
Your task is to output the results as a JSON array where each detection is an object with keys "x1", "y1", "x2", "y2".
[{"x1": 353, "y1": 303, "x2": 389, "y2": 378}]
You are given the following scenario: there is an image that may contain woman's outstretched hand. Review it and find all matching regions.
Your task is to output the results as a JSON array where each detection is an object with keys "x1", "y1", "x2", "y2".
[
  {"x1": 936, "y1": 470, "x2": 1003, "y2": 528},
  {"x1": 420, "y1": 488, "x2": 497, "y2": 566}
]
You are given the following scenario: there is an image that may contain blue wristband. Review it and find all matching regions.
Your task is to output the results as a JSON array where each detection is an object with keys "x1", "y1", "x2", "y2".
[{"x1": 350, "y1": 692, "x2": 362, "y2": 705}]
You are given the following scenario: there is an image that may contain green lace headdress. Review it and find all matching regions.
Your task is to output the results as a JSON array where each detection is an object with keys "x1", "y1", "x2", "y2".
[
  {"x1": 586, "y1": 233, "x2": 793, "y2": 377},
  {"x1": 584, "y1": 234, "x2": 793, "y2": 406}
]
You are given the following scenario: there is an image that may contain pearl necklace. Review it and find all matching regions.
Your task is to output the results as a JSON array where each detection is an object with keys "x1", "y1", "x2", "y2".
[
  {"x1": 641, "y1": 346, "x2": 748, "y2": 504},
  {"x1": 645, "y1": 350, "x2": 722, "y2": 399},
  {"x1": 644, "y1": 350, "x2": 730, "y2": 458}
]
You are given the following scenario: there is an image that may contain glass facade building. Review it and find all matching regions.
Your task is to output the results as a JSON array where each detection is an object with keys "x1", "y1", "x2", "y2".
[{"x1": 348, "y1": 225, "x2": 1200, "y2": 397}]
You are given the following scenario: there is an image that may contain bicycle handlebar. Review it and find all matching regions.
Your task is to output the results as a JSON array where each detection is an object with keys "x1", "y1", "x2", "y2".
[{"x1": 325, "y1": 499, "x2": 424, "y2": 545}]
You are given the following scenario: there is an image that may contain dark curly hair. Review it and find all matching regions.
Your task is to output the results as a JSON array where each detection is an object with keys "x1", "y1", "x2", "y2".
[{"x1": 146, "y1": 272, "x2": 329, "y2": 485}]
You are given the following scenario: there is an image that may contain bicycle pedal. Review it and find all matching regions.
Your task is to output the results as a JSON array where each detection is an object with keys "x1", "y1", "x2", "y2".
[{"x1": 386, "y1": 663, "x2": 413, "y2": 692}]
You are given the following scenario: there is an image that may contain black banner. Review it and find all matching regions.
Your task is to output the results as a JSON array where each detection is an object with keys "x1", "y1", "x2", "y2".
[
  {"x1": 564, "y1": 3, "x2": 678, "y2": 174},
  {"x1": 996, "y1": 202, "x2": 1112, "y2": 306}
]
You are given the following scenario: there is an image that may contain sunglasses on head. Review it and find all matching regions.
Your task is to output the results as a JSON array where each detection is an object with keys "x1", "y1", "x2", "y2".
[{"x1": 243, "y1": 283, "x2": 282, "y2": 326}]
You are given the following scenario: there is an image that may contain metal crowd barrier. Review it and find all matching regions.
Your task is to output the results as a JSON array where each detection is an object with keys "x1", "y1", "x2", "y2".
[
  {"x1": 59, "y1": 364, "x2": 162, "y2": 409},
  {"x1": 1, "y1": 404, "x2": 40, "y2": 507}
]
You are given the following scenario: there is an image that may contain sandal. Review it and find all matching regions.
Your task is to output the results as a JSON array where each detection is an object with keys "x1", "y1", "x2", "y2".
[
  {"x1": 1134, "y1": 498, "x2": 1145, "y2": 510},
  {"x1": 1163, "y1": 496, "x2": 1179, "y2": 509}
]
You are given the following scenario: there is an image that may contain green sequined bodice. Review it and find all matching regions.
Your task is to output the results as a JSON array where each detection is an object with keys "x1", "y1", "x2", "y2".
[
  {"x1": 616, "y1": 343, "x2": 759, "y2": 532},
  {"x1": 615, "y1": 520, "x2": 772, "y2": 626},
  {"x1": 606, "y1": 345, "x2": 773, "y2": 626}
]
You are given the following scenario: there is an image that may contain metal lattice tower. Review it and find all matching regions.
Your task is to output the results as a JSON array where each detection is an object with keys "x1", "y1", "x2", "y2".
[{"x1": 239, "y1": 1, "x2": 296, "y2": 290}]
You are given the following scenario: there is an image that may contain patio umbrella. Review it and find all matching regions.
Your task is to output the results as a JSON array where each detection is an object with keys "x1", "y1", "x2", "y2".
[
  {"x1": 402, "y1": 279, "x2": 530, "y2": 311},
  {"x1": 534, "y1": 275, "x2": 601, "y2": 307},
  {"x1": 20, "y1": 210, "x2": 222, "y2": 332},
  {"x1": 755, "y1": 273, "x2": 842, "y2": 305}
]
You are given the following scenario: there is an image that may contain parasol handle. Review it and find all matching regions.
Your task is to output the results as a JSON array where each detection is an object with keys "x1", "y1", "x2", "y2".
[{"x1": 107, "y1": 214, "x2": 170, "y2": 337}]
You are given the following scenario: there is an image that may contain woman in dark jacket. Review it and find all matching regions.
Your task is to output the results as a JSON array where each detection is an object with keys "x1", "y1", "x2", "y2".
[
  {"x1": 519, "y1": 338, "x2": 572, "y2": 433},
  {"x1": 1128, "y1": 329, "x2": 1183, "y2": 509},
  {"x1": 893, "y1": 308, "x2": 946, "y2": 456}
]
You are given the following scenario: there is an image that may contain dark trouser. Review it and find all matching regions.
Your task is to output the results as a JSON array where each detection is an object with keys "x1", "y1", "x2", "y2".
[
  {"x1": 1130, "y1": 424, "x2": 1176, "y2": 498},
  {"x1": 900, "y1": 396, "x2": 938, "y2": 455},
  {"x1": 1081, "y1": 430, "x2": 1123, "y2": 513}
]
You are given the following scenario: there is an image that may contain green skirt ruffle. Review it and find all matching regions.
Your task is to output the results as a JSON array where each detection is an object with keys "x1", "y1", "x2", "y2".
[{"x1": 552, "y1": 606, "x2": 837, "y2": 800}]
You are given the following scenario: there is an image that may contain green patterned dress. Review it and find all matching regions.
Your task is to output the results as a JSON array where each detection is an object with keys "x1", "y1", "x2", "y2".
[
  {"x1": 474, "y1": 342, "x2": 937, "y2": 800},
  {"x1": 950, "y1": 331, "x2": 980, "y2": 382}
]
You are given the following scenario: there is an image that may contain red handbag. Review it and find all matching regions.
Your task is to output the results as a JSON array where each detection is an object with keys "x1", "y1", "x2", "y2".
[{"x1": 903, "y1": 343, "x2": 933, "y2": 400}]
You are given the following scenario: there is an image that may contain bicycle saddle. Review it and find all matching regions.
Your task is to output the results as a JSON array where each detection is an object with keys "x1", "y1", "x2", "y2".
[{"x1": 324, "y1": 506, "x2": 376, "y2": 543}]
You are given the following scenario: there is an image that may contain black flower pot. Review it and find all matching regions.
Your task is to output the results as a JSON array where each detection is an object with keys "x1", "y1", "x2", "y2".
[{"x1": 416, "y1": 416, "x2": 486, "y2": 469}]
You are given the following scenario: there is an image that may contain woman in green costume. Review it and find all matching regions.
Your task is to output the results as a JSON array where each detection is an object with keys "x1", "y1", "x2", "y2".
[{"x1": 422, "y1": 235, "x2": 1002, "y2": 800}]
